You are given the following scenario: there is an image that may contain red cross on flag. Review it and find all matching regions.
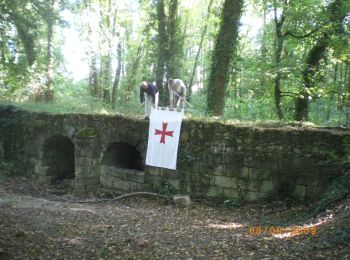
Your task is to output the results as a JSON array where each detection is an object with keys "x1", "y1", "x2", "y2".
[{"x1": 146, "y1": 107, "x2": 184, "y2": 170}]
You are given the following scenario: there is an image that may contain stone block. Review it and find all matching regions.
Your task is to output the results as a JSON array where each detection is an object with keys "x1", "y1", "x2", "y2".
[
  {"x1": 75, "y1": 157, "x2": 93, "y2": 167},
  {"x1": 240, "y1": 167, "x2": 251, "y2": 179},
  {"x1": 75, "y1": 175, "x2": 99, "y2": 186},
  {"x1": 173, "y1": 195, "x2": 191, "y2": 208},
  {"x1": 100, "y1": 172, "x2": 111, "y2": 186},
  {"x1": 112, "y1": 178, "x2": 130, "y2": 190},
  {"x1": 124, "y1": 170, "x2": 145, "y2": 183},
  {"x1": 237, "y1": 179, "x2": 258, "y2": 192},
  {"x1": 34, "y1": 165, "x2": 50, "y2": 175},
  {"x1": 147, "y1": 167, "x2": 160, "y2": 176},
  {"x1": 77, "y1": 149, "x2": 93, "y2": 158},
  {"x1": 260, "y1": 169, "x2": 273, "y2": 180},
  {"x1": 167, "y1": 179, "x2": 180, "y2": 190},
  {"x1": 148, "y1": 176, "x2": 162, "y2": 187},
  {"x1": 293, "y1": 185, "x2": 306, "y2": 198},
  {"x1": 160, "y1": 168, "x2": 178, "y2": 179},
  {"x1": 129, "y1": 182, "x2": 147, "y2": 191},
  {"x1": 297, "y1": 174, "x2": 318, "y2": 186},
  {"x1": 193, "y1": 162, "x2": 207, "y2": 173},
  {"x1": 248, "y1": 170, "x2": 259, "y2": 180},
  {"x1": 259, "y1": 158, "x2": 278, "y2": 172},
  {"x1": 291, "y1": 157, "x2": 315, "y2": 175},
  {"x1": 0, "y1": 141, "x2": 3, "y2": 159},
  {"x1": 315, "y1": 165, "x2": 341, "y2": 176},
  {"x1": 214, "y1": 165, "x2": 225, "y2": 175},
  {"x1": 306, "y1": 186, "x2": 323, "y2": 200},
  {"x1": 108, "y1": 167, "x2": 125, "y2": 179},
  {"x1": 36, "y1": 175, "x2": 54, "y2": 184},
  {"x1": 74, "y1": 166, "x2": 89, "y2": 177},
  {"x1": 75, "y1": 184, "x2": 86, "y2": 192},
  {"x1": 214, "y1": 176, "x2": 237, "y2": 189},
  {"x1": 278, "y1": 159, "x2": 292, "y2": 172},
  {"x1": 85, "y1": 185, "x2": 99, "y2": 192},
  {"x1": 206, "y1": 187, "x2": 223, "y2": 197},
  {"x1": 245, "y1": 157, "x2": 258, "y2": 168},
  {"x1": 259, "y1": 180, "x2": 275, "y2": 193},
  {"x1": 223, "y1": 188, "x2": 240, "y2": 199},
  {"x1": 244, "y1": 191, "x2": 267, "y2": 201}
]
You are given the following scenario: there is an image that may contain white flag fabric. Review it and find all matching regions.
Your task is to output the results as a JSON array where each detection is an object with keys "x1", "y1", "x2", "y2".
[{"x1": 146, "y1": 107, "x2": 184, "y2": 170}]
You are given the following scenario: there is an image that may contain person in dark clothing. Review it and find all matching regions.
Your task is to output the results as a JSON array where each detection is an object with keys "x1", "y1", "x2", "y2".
[{"x1": 140, "y1": 81, "x2": 159, "y2": 119}]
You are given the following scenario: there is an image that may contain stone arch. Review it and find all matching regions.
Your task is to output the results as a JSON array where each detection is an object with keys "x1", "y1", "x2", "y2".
[
  {"x1": 41, "y1": 135, "x2": 75, "y2": 183},
  {"x1": 100, "y1": 141, "x2": 148, "y2": 192},
  {"x1": 101, "y1": 142, "x2": 144, "y2": 171}
]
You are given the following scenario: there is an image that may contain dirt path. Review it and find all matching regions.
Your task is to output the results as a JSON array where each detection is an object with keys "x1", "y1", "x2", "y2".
[{"x1": 0, "y1": 177, "x2": 349, "y2": 259}]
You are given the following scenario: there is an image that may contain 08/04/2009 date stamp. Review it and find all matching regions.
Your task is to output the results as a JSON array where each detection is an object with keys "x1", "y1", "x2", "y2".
[{"x1": 247, "y1": 226, "x2": 317, "y2": 236}]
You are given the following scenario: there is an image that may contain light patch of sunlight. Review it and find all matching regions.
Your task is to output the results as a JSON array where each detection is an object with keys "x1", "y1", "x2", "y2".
[
  {"x1": 100, "y1": 108, "x2": 114, "y2": 115},
  {"x1": 208, "y1": 222, "x2": 243, "y2": 229},
  {"x1": 265, "y1": 213, "x2": 334, "y2": 240},
  {"x1": 70, "y1": 207, "x2": 97, "y2": 214}
]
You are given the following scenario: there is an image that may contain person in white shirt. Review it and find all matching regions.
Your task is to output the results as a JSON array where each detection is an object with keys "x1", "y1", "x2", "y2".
[{"x1": 168, "y1": 78, "x2": 186, "y2": 109}]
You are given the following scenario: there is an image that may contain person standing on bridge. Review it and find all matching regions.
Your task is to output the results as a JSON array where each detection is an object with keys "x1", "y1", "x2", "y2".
[
  {"x1": 140, "y1": 81, "x2": 159, "y2": 120},
  {"x1": 168, "y1": 78, "x2": 186, "y2": 110}
]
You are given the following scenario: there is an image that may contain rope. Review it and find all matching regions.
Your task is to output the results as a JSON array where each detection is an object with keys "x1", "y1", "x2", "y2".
[
  {"x1": 170, "y1": 90, "x2": 194, "y2": 108},
  {"x1": 50, "y1": 192, "x2": 170, "y2": 204},
  {"x1": 30, "y1": 181, "x2": 170, "y2": 204}
]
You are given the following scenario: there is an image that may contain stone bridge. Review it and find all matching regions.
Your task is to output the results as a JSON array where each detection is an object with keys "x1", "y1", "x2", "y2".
[{"x1": 1, "y1": 105, "x2": 349, "y2": 202}]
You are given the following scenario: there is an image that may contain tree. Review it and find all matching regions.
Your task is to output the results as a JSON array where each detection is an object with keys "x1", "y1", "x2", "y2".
[
  {"x1": 155, "y1": 0, "x2": 168, "y2": 105},
  {"x1": 45, "y1": 0, "x2": 57, "y2": 102},
  {"x1": 206, "y1": 0, "x2": 243, "y2": 116},
  {"x1": 111, "y1": 40, "x2": 122, "y2": 108},
  {"x1": 294, "y1": 0, "x2": 350, "y2": 121},
  {"x1": 272, "y1": 0, "x2": 286, "y2": 119},
  {"x1": 188, "y1": 0, "x2": 214, "y2": 101}
]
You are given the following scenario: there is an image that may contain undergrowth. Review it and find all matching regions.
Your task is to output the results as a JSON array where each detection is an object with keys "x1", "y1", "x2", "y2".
[{"x1": 0, "y1": 161, "x2": 17, "y2": 180}]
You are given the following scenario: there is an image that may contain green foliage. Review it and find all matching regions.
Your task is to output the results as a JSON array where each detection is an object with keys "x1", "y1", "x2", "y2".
[
  {"x1": 210, "y1": 194, "x2": 244, "y2": 208},
  {"x1": 75, "y1": 128, "x2": 97, "y2": 139},
  {"x1": 313, "y1": 172, "x2": 350, "y2": 215},
  {"x1": 0, "y1": 161, "x2": 17, "y2": 180},
  {"x1": 260, "y1": 172, "x2": 350, "y2": 226},
  {"x1": 0, "y1": 0, "x2": 349, "y2": 126},
  {"x1": 153, "y1": 180, "x2": 177, "y2": 197}
]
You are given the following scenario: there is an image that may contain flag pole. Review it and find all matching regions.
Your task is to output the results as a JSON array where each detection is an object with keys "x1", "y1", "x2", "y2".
[{"x1": 170, "y1": 90, "x2": 193, "y2": 108}]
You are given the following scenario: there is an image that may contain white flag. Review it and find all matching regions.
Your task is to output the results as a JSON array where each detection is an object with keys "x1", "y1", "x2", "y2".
[{"x1": 146, "y1": 107, "x2": 184, "y2": 170}]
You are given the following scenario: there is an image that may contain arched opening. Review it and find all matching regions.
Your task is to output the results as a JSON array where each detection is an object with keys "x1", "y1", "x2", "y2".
[
  {"x1": 102, "y1": 142, "x2": 144, "y2": 171},
  {"x1": 42, "y1": 135, "x2": 75, "y2": 183}
]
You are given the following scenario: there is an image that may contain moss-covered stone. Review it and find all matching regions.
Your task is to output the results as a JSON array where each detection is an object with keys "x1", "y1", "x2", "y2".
[
  {"x1": 75, "y1": 128, "x2": 97, "y2": 139},
  {"x1": 1, "y1": 106, "x2": 349, "y2": 202}
]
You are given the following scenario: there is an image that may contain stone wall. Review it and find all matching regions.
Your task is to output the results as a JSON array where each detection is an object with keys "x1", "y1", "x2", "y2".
[{"x1": 1, "y1": 105, "x2": 349, "y2": 201}]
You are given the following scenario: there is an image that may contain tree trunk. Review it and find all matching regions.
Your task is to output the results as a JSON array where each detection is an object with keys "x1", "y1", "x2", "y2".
[
  {"x1": 111, "y1": 41, "x2": 122, "y2": 109},
  {"x1": 155, "y1": 0, "x2": 168, "y2": 106},
  {"x1": 259, "y1": 0, "x2": 268, "y2": 89},
  {"x1": 0, "y1": 27, "x2": 6, "y2": 65},
  {"x1": 295, "y1": 37, "x2": 328, "y2": 121},
  {"x1": 12, "y1": 17, "x2": 36, "y2": 67},
  {"x1": 188, "y1": 0, "x2": 214, "y2": 101},
  {"x1": 125, "y1": 37, "x2": 144, "y2": 101},
  {"x1": 273, "y1": 0, "x2": 287, "y2": 120},
  {"x1": 206, "y1": 0, "x2": 243, "y2": 116},
  {"x1": 89, "y1": 54, "x2": 99, "y2": 98},
  {"x1": 294, "y1": 0, "x2": 349, "y2": 121},
  {"x1": 45, "y1": 0, "x2": 55, "y2": 102},
  {"x1": 101, "y1": 55, "x2": 112, "y2": 103},
  {"x1": 167, "y1": 0, "x2": 178, "y2": 79}
]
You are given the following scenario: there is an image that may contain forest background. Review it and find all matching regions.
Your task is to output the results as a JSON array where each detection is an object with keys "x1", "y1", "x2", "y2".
[{"x1": 0, "y1": 0, "x2": 349, "y2": 125}]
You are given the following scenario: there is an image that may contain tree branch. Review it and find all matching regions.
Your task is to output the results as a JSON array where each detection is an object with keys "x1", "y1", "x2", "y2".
[
  {"x1": 284, "y1": 27, "x2": 320, "y2": 38},
  {"x1": 281, "y1": 91, "x2": 298, "y2": 97}
]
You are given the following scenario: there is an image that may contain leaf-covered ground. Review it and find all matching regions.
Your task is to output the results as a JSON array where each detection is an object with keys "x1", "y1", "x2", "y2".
[{"x1": 0, "y1": 177, "x2": 349, "y2": 259}]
